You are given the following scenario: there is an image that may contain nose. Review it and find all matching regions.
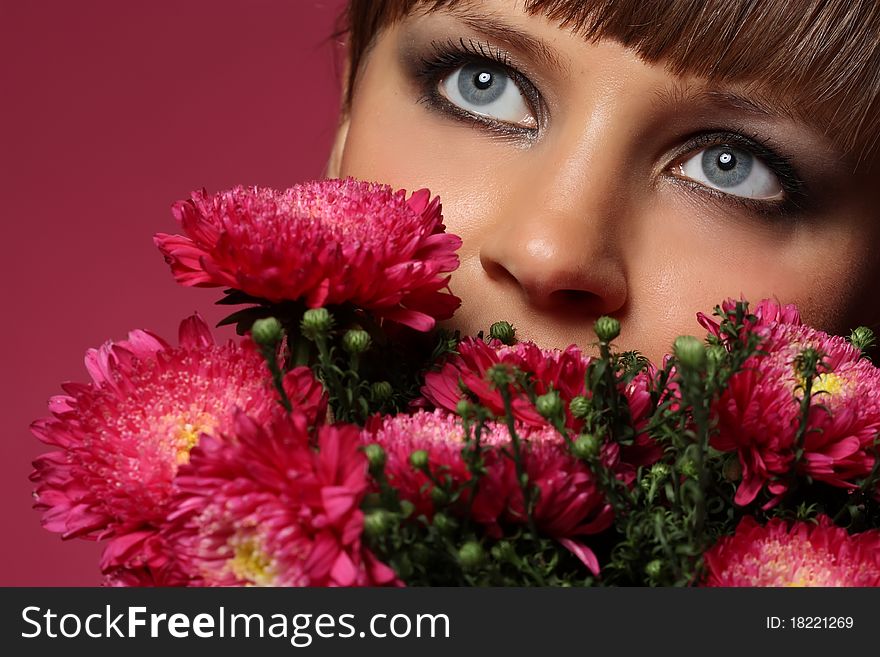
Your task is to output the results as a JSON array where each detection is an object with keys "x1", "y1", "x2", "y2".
[{"x1": 478, "y1": 176, "x2": 629, "y2": 318}]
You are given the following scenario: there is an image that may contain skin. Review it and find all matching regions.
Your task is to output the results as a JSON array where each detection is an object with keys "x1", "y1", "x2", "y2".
[{"x1": 326, "y1": 0, "x2": 880, "y2": 362}]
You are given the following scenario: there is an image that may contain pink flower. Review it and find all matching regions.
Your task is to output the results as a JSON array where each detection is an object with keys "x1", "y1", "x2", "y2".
[
  {"x1": 704, "y1": 515, "x2": 880, "y2": 586},
  {"x1": 165, "y1": 412, "x2": 396, "y2": 587},
  {"x1": 422, "y1": 339, "x2": 589, "y2": 426},
  {"x1": 30, "y1": 315, "x2": 323, "y2": 576},
  {"x1": 365, "y1": 410, "x2": 613, "y2": 574},
  {"x1": 421, "y1": 338, "x2": 660, "y2": 466},
  {"x1": 155, "y1": 179, "x2": 462, "y2": 331},
  {"x1": 697, "y1": 297, "x2": 802, "y2": 341},
  {"x1": 364, "y1": 410, "x2": 512, "y2": 530},
  {"x1": 711, "y1": 318, "x2": 880, "y2": 506}
]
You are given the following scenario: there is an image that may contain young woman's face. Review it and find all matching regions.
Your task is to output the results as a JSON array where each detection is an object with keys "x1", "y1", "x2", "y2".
[{"x1": 327, "y1": 0, "x2": 880, "y2": 361}]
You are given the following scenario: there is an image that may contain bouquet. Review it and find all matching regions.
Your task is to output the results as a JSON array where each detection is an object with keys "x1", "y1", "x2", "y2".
[{"x1": 30, "y1": 178, "x2": 880, "y2": 587}]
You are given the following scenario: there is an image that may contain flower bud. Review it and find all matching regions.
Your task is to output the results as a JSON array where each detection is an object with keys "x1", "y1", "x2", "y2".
[
  {"x1": 536, "y1": 390, "x2": 563, "y2": 421},
  {"x1": 409, "y1": 449, "x2": 429, "y2": 471},
  {"x1": 251, "y1": 317, "x2": 283, "y2": 346},
  {"x1": 673, "y1": 335, "x2": 707, "y2": 371},
  {"x1": 491, "y1": 540, "x2": 515, "y2": 562},
  {"x1": 569, "y1": 395, "x2": 591, "y2": 420},
  {"x1": 644, "y1": 559, "x2": 663, "y2": 579},
  {"x1": 794, "y1": 347, "x2": 821, "y2": 380},
  {"x1": 301, "y1": 308, "x2": 333, "y2": 340},
  {"x1": 679, "y1": 459, "x2": 698, "y2": 479},
  {"x1": 457, "y1": 541, "x2": 485, "y2": 571},
  {"x1": 650, "y1": 463, "x2": 670, "y2": 479},
  {"x1": 572, "y1": 433, "x2": 600, "y2": 460},
  {"x1": 432, "y1": 512, "x2": 456, "y2": 535},
  {"x1": 430, "y1": 486, "x2": 448, "y2": 506},
  {"x1": 706, "y1": 344, "x2": 727, "y2": 368},
  {"x1": 399, "y1": 500, "x2": 415, "y2": 519},
  {"x1": 487, "y1": 363, "x2": 513, "y2": 388},
  {"x1": 363, "y1": 443, "x2": 386, "y2": 472},
  {"x1": 363, "y1": 510, "x2": 391, "y2": 538},
  {"x1": 850, "y1": 326, "x2": 876, "y2": 355},
  {"x1": 343, "y1": 329, "x2": 371, "y2": 354},
  {"x1": 371, "y1": 381, "x2": 393, "y2": 401},
  {"x1": 594, "y1": 316, "x2": 620, "y2": 342},
  {"x1": 456, "y1": 399, "x2": 473, "y2": 418},
  {"x1": 489, "y1": 321, "x2": 516, "y2": 345}
]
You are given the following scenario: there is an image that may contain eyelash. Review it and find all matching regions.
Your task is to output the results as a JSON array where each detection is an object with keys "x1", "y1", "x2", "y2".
[{"x1": 412, "y1": 38, "x2": 809, "y2": 219}]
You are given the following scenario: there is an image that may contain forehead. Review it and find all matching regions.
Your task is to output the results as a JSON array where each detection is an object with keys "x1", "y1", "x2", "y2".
[{"x1": 375, "y1": 0, "x2": 880, "y2": 165}]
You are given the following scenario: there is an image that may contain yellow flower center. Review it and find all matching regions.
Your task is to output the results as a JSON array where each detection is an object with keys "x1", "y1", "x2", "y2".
[
  {"x1": 228, "y1": 536, "x2": 276, "y2": 586},
  {"x1": 172, "y1": 412, "x2": 219, "y2": 464},
  {"x1": 811, "y1": 373, "x2": 844, "y2": 397}
]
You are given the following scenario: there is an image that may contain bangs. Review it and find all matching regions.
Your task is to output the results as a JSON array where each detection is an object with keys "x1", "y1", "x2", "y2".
[{"x1": 342, "y1": 0, "x2": 880, "y2": 165}]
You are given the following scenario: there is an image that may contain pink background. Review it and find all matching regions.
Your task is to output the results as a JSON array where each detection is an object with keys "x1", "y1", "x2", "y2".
[{"x1": 2, "y1": 0, "x2": 346, "y2": 585}]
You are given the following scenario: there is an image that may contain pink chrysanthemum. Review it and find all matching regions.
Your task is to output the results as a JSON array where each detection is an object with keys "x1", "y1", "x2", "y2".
[
  {"x1": 423, "y1": 339, "x2": 591, "y2": 427},
  {"x1": 697, "y1": 297, "x2": 802, "y2": 341},
  {"x1": 710, "y1": 315, "x2": 880, "y2": 506},
  {"x1": 421, "y1": 338, "x2": 660, "y2": 466},
  {"x1": 166, "y1": 412, "x2": 396, "y2": 587},
  {"x1": 154, "y1": 179, "x2": 462, "y2": 331},
  {"x1": 704, "y1": 515, "x2": 880, "y2": 586},
  {"x1": 30, "y1": 315, "x2": 325, "y2": 576},
  {"x1": 365, "y1": 410, "x2": 613, "y2": 574}
]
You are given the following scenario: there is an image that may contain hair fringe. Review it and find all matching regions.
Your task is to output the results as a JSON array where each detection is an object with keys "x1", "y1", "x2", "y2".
[{"x1": 341, "y1": 0, "x2": 880, "y2": 166}]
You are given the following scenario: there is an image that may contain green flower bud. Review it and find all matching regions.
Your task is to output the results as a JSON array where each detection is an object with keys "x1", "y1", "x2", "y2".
[
  {"x1": 342, "y1": 329, "x2": 371, "y2": 354},
  {"x1": 430, "y1": 486, "x2": 448, "y2": 506},
  {"x1": 673, "y1": 335, "x2": 707, "y2": 371},
  {"x1": 572, "y1": 434, "x2": 600, "y2": 460},
  {"x1": 644, "y1": 559, "x2": 663, "y2": 579},
  {"x1": 432, "y1": 512, "x2": 456, "y2": 535},
  {"x1": 250, "y1": 317, "x2": 283, "y2": 346},
  {"x1": 569, "y1": 395, "x2": 591, "y2": 420},
  {"x1": 487, "y1": 363, "x2": 513, "y2": 388},
  {"x1": 399, "y1": 500, "x2": 415, "y2": 519},
  {"x1": 650, "y1": 463, "x2": 671, "y2": 479},
  {"x1": 680, "y1": 459, "x2": 699, "y2": 479},
  {"x1": 363, "y1": 443, "x2": 386, "y2": 472},
  {"x1": 363, "y1": 510, "x2": 391, "y2": 538},
  {"x1": 300, "y1": 308, "x2": 333, "y2": 341},
  {"x1": 594, "y1": 316, "x2": 620, "y2": 343},
  {"x1": 536, "y1": 390, "x2": 563, "y2": 420},
  {"x1": 489, "y1": 321, "x2": 516, "y2": 345},
  {"x1": 409, "y1": 449, "x2": 429, "y2": 471},
  {"x1": 491, "y1": 540, "x2": 515, "y2": 562},
  {"x1": 457, "y1": 541, "x2": 485, "y2": 571},
  {"x1": 370, "y1": 381, "x2": 393, "y2": 401},
  {"x1": 456, "y1": 399, "x2": 473, "y2": 418},
  {"x1": 850, "y1": 326, "x2": 876, "y2": 354},
  {"x1": 706, "y1": 344, "x2": 727, "y2": 368},
  {"x1": 794, "y1": 347, "x2": 822, "y2": 380}
]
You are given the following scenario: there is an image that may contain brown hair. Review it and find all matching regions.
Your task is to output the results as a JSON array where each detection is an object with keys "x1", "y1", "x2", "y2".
[{"x1": 337, "y1": 0, "x2": 880, "y2": 166}]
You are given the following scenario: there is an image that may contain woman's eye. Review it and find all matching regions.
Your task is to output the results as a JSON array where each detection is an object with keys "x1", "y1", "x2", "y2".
[
  {"x1": 675, "y1": 145, "x2": 783, "y2": 200},
  {"x1": 439, "y1": 62, "x2": 536, "y2": 128}
]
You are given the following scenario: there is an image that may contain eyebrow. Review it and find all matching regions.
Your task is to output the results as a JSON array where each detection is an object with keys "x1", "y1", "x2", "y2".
[
  {"x1": 416, "y1": 2, "x2": 846, "y2": 151},
  {"x1": 441, "y1": 6, "x2": 571, "y2": 76}
]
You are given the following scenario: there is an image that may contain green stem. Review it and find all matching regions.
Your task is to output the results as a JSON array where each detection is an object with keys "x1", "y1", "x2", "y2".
[
  {"x1": 498, "y1": 382, "x2": 541, "y2": 548},
  {"x1": 259, "y1": 344, "x2": 291, "y2": 412}
]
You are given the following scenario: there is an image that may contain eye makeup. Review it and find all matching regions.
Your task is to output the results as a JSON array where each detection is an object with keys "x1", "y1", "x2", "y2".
[
  {"x1": 408, "y1": 37, "x2": 545, "y2": 140},
  {"x1": 400, "y1": 30, "x2": 816, "y2": 220}
]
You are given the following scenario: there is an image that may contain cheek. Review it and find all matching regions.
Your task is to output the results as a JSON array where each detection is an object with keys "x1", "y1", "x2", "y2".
[{"x1": 626, "y1": 199, "x2": 874, "y2": 341}]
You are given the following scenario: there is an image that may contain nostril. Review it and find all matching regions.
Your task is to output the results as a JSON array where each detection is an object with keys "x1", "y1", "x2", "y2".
[
  {"x1": 480, "y1": 255, "x2": 519, "y2": 287},
  {"x1": 553, "y1": 289, "x2": 593, "y2": 306}
]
